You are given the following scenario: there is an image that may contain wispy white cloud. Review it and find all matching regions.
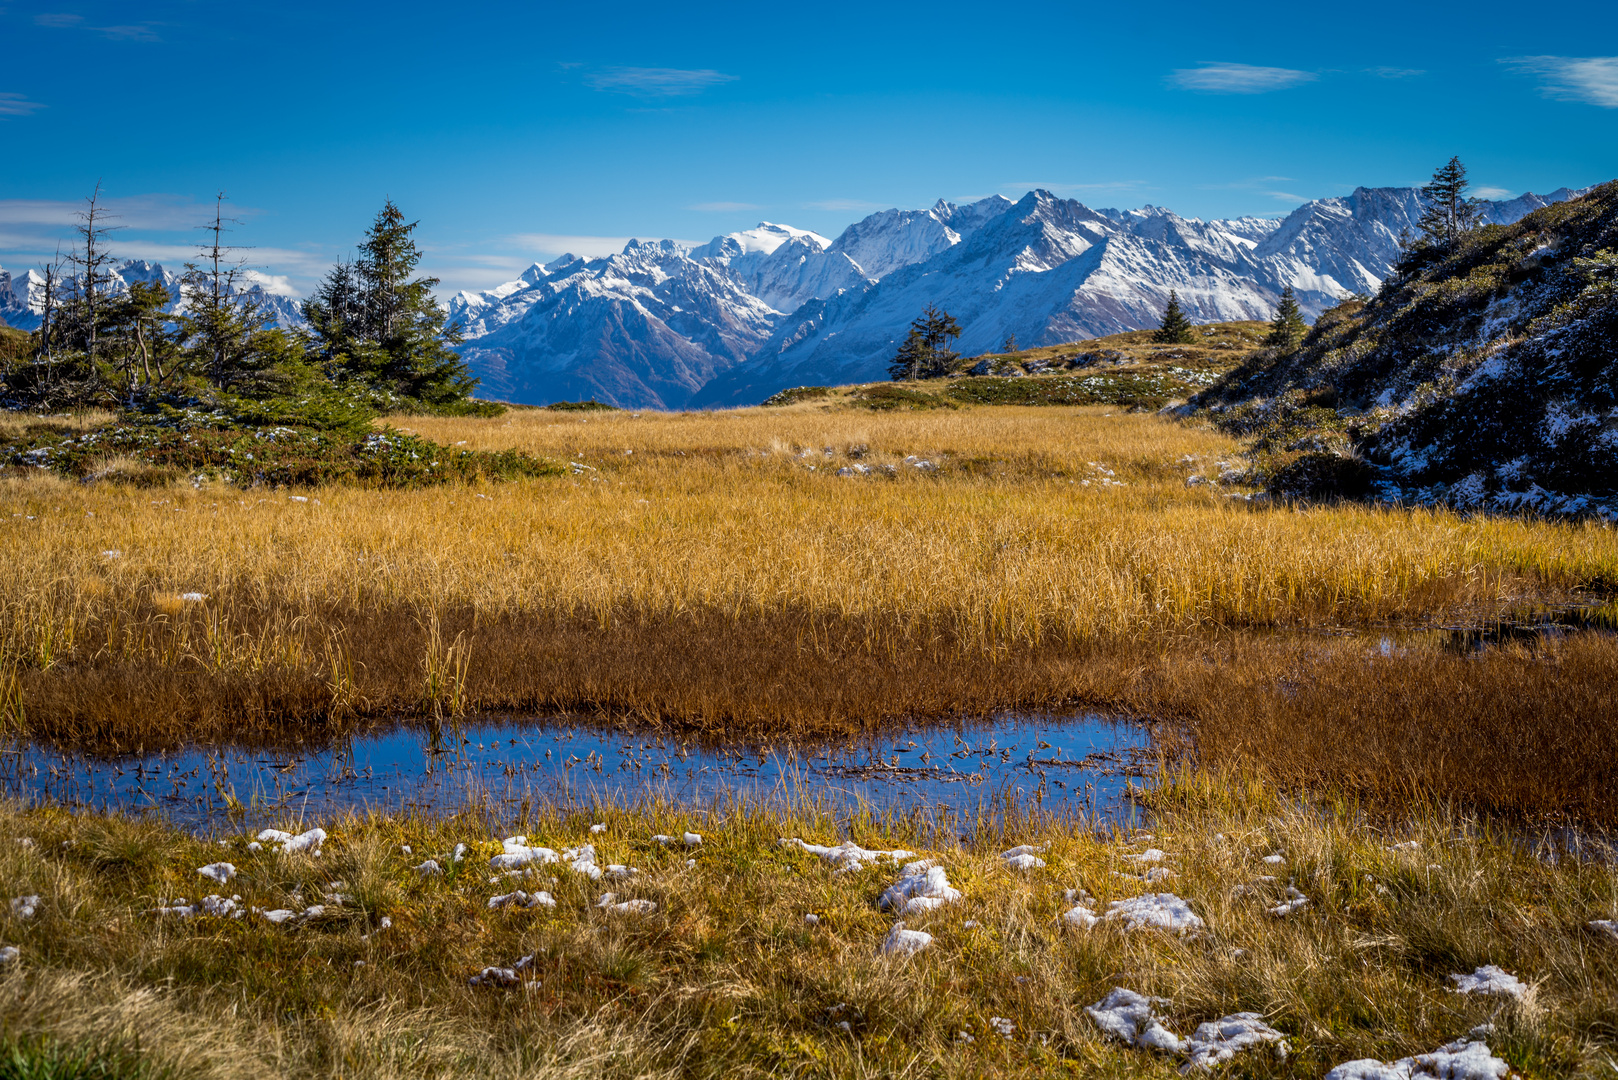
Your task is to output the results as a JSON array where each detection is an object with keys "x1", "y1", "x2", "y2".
[
  {"x1": 1266, "y1": 191, "x2": 1308, "y2": 202},
  {"x1": 508, "y1": 233, "x2": 638, "y2": 258},
  {"x1": 687, "y1": 201, "x2": 761, "y2": 212},
  {"x1": 1366, "y1": 66, "x2": 1425, "y2": 79},
  {"x1": 33, "y1": 12, "x2": 161, "y2": 40},
  {"x1": 585, "y1": 67, "x2": 736, "y2": 97},
  {"x1": 0, "y1": 195, "x2": 257, "y2": 230},
  {"x1": 0, "y1": 93, "x2": 45, "y2": 117},
  {"x1": 1473, "y1": 186, "x2": 1514, "y2": 199},
  {"x1": 802, "y1": 198, "x2": 887, "y2": 213},
  {"x1": 1170, "y1": 62, "x2": 1316, "y2": 94},
  {"x1": 1504, "y1": 55, "x2": 1618, "y2": 108}
]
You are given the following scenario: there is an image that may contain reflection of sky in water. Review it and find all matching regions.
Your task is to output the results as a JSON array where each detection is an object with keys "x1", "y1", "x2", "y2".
[{"x1": 4, "y1": 712, "x2": 1154, "y2": 833}]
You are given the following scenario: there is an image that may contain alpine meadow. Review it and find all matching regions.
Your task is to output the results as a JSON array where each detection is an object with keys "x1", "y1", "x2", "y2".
[{"x1": 2, "y1": 4, "x2": 1617, "y2": 1074}]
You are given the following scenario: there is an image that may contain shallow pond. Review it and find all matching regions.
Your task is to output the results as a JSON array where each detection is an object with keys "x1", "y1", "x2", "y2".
[{"x1": 2, "y1": 712, "x2": 1156, "y2": 833}]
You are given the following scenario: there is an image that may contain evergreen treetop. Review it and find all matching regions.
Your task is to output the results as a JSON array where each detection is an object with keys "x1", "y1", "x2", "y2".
[
  {"x1": 304, "y1": 200, "x2": 477, "y2": 407},
  {"x1": 1266, "y1": 285, "x2": 1309, "y2": 348},
  {"x1": 1415, "y1": 156, "x2": 1480, "y2": 250},
  {"x1": 888, "y1": 303, "x2": 962, "y2": 381},
  {"x1": 1153, "y1": 290, "x2": 1195, "y2": 344}
]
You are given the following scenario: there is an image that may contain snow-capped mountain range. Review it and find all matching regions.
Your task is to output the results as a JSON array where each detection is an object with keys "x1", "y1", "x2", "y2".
[
  {"x1": 4, "y1": 186, "x2": 1586, "y2": 411},
  {"x1": 447, "y1": 184, "x2": 1586, "y2": 410},
  {"x1": 0, "y1": 260, "x2": 304, "y2": 334}
]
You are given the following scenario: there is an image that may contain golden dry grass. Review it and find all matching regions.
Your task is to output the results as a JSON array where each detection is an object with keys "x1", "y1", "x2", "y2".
[
  {"x1": 0, "y1": 778, "x2": 1612, "y2": 1078},
  {"x1": 1, "y1": 405, "x2": 1614, "y2": 815}
]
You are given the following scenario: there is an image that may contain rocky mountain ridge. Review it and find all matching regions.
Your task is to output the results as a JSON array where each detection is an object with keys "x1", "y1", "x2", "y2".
[
  {"x1": 0, "y1": 260, "x2": 305, "y2": 333},
  {"x1": 1197, "y1": 181, "x2": 1618, "y2": 520},
  {"x1": 449, "y1": 185, "x2": 1584, "y2": 410}
]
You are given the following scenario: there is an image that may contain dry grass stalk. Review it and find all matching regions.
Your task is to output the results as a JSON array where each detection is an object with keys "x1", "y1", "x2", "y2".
[{"x1": 0, "y1": 780, "x2": 1611, "y2": 1077}]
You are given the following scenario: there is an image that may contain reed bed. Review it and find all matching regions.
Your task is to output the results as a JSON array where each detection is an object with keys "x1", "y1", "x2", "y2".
[
  {"x1": 0, "y1": 777, "x2": 1611, "y2": 1078},
  {"x1": 1, "y1": 405, "x2": 1614, "y2": 816}
]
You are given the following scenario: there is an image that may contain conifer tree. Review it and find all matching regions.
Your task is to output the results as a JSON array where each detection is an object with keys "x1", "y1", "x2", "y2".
[
  {"x1": 1415, "y1": 156, "x2": 1479, "y2": 250},
  {"x1": 1001, "y1": 333, "x2": 1017, "y2": 354},
  {"x1": 888, "y1": 303, "x2": 963, "y2": 381},
  {"x1": 179, "y1": 193, "x2": 279, "y2": 393},
  {"x1": 887, "y1": 328, "x2": 928, "y2": 381},
  {"x1": 305, "y1": 200, "x2": 476, "y2": 406},
  {"x1": 1266, "y1": 285, "x2": 1308, "y2": 348},
  {"x1": 1153, "y1": 290, "x2": 1195, "y2": 344}
]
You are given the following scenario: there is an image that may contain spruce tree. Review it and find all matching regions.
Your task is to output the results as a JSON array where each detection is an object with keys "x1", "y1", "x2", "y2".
[
  {"x1": 919, "y1": 303, "x2": 962, "y2": 376},
  {"x1": 1266, "y1": 285, "x2": 1308, "y2": 348},
  {"x1": 888, "y1": 304, "x2": 963, "y2": 380},
  {"x1": 1415, "y1": 156, "x2": 1479, "y2": 250},
  {"x1": 305, "y1": 201, "x2": 477, "y2": 407},
  {"x1": 1153, "y1": 290, "x2": 1195, "y2": 344},
  {"x1": 888, "y1": 328, "x2": 927, "y2": 381},
  {"x1": 179, "y1": 193, "x2": 279, "y2": 393}
]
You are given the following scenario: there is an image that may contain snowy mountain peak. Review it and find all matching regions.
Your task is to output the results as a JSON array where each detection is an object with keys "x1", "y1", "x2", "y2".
[{"x1": 692, "y1": 222, "x2": 833, "y2": 259}]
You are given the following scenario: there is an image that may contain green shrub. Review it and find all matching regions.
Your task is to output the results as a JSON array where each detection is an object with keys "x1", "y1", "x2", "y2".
[
  {"x1": 849, "y1": 384, "x2": 957, "y2": 411},
  {"x1": 760, "y1": 386, "x2": 831, "y2": 406}
]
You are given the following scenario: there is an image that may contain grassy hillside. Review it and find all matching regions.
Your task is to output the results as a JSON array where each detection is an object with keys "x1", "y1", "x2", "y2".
[
  {"x1": 1198, "y1": 181, "x2": 1618, "y2": 516},
  {"x1": 763, "y1": 322, "x2": 1266, "y2": 412}
]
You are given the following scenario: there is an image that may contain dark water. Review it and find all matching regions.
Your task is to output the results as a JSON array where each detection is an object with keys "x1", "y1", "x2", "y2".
[{"x1": 0, "y1": 712, "x2": 1156, "y2": 833}]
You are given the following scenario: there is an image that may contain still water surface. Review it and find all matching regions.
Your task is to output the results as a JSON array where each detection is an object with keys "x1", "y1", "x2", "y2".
[{"x1": 3, "y1": 712, "x2": 1156, "y2": 834}]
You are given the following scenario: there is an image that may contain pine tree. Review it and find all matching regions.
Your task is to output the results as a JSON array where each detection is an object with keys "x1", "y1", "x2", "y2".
[
  {"x1": 1415, "y1": 156, "x2": 1479, "y2": 250},
  {"x1": 887, "y1": 328, "x2": 928, "y2": 381},
  {"x1": 1153, "y1": 290, "x2": 1195, "y2": 344},
  {"x1": 1001, "y1": 333, "x2": 1017, "y2": 354},
  {"x1": 887, "y1": 304, "x2": 963, "y2": 381},
  {"x1": 305, "y1": 201, "x2": 477, "y2": 407},
  {"x1": 179, "y1": 193, "x2": 279, "y2": 393},
  {"x1": 919, "y1": 303, "x2": 962, "y2": 376},
  {"x1": 1266, "y1": 286, "x2": 1308, "y2": 348}
]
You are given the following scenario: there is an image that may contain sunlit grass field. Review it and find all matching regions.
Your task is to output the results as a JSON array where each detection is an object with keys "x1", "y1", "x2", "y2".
[
  {"x1": 2, "y1": 404, "x2": 1615, "y2": 815},
  {"x1": 0, "y1": 774, "x2": 1612, "y2": 1079}
]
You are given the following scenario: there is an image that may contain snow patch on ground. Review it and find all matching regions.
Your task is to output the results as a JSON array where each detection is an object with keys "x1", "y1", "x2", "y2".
[
  {"x1": 779, "y1": 837, "x2": 916, "y2": 871},
  {"x1": 1001, "y1": 844, "x2": 1048, "y2": 870},
  {"x1": 1449, "y1": 965, "x2": 1527, "y2": 999},
  {"x1": 880, "y1": 921, "x2": 933, "y2": 956},
  {"x1": 878, "y1": 860, "x2": 962, "y2": 914},
  {"x1": 1102, "y1": 893, "x2": 1205, "y2": 934},
  {"x1": 256, "y1": 827, "x2": 327, "y2": 856},
  {"x1": 1324, "y1": 1039, "x2": 1509, "y2": 1080}
]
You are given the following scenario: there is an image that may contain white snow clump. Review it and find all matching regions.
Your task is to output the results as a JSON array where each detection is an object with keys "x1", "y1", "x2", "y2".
[
  {"x1": 1001, "y1": 844, "x2": 1047, "y2": 871},
  {"x1": 489, "y1": 836, "x2": 560, "y2": 871},
  {"x1": 415, "y1": 859, "x2": 443, "y2": 876},
  {"x1": 1449, "y1": 965, "x2": 1527, "y2": 999},
  {"x1": 880, "y1": 921, "x2": 933, "y2": 957},
  {"x1": 0, "y1": 946, "x2": 16, "y2": 963},
  {"x1": 590, "y1": 823, "x2": 606, "y2": 834},
  {"x1": 596, "y1": 893, "x2": 656, "y2": 916},
  {"x1": 488, "y1": 890, "x2": 556, "y2": 910},
  {"x1": 256, "y1": 827, "x2": 327, "y2": 856},
  {"x1": 1086, "y1": 988, "x2": 1288, "y2": 1071},
  {"x1": 9, "y1": 896, "x2": 40, "y2": 919},
  {"x1": 1102, "y1": 893, "x2": 1204, "y2": 934},
  {"x1": 878, "y1": 860, "x2": 962, "y2": 914},
  {"x1": 198, "y1": 862, "x2": 236, "y2": 884},
  {"x1": 683, "y1": 832, "x2": 702, "y2": 846},
  {"x1": 779, "y1": 837, "x2": 915, "y2": 872},
  {"x1": 1270, "y1": 885, "x2": 1309, "y2": 917},
  {"x1": 1123, "y1": 848, "x2": 1169, "y2": 863},
  {"x1": 1324, "y1": 1039, "x2": 1509, "y2": 1080}
]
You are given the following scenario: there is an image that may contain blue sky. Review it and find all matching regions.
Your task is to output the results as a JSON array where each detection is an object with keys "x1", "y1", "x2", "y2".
[{"x1": 1, "y1": 0, "x2": 1615, "y2": 298}]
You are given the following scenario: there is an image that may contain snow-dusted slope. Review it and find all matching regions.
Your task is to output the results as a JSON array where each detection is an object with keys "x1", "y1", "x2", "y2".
[
  {"x1": 448, "y1": 240, "x2": 780, "y2": 409},
  {"x1": 0, "y1": 260, "x2": 305, "y2": 332},
  {"x1": 690, "y1": 186, "x2": 1588, "y2": 408}
]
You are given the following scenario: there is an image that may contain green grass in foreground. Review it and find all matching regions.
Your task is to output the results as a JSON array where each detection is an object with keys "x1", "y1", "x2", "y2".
[{"x1": 0, "y1": 773, "x2": 1613, "y2": 1078}]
